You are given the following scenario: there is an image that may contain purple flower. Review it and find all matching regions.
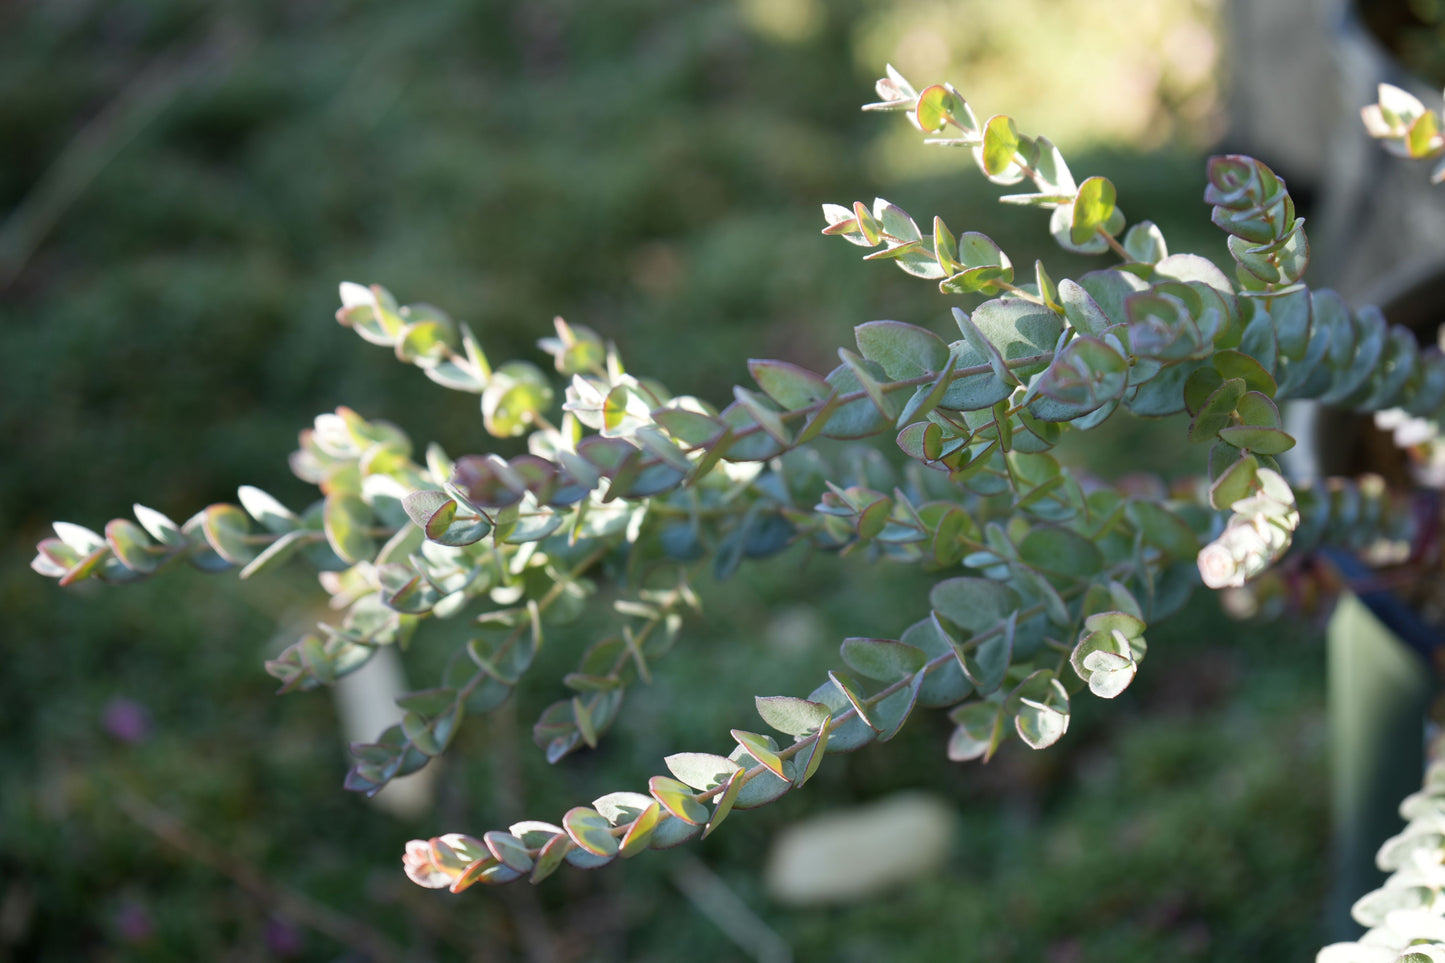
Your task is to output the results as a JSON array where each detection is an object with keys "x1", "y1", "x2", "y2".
[
  {"x1": 113, "y1": 900, "x2": 154, "y2": 944},
  {"x1": 265, "y1": 917, "x2": 304, "y2": 957},
  {"x1": 102, "y1": 698, "x2": 150, "y2": 744}
]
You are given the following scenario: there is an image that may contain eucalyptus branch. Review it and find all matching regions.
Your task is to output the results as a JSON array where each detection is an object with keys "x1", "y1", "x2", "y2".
[
  {"x1": 34, "y1": 63, "x2": 1445, "y2": 922},
  {"x1": 849, "y1": 66, "x2": 1133, "y2": 268},
  {"x1": 403, "y1": 554, "x2": 1163, "y2": 891}
]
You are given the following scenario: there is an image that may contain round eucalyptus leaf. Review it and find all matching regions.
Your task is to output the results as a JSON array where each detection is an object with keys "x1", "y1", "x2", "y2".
[
  {"x1": 237, "y1": 485, "x2": 299, "y2": 534},
  {"x1": 322, "y1": 493, "x2": 376, "y2": 565},
  {"x1": 727, "y1": 743, "x2": 796, "y2": 810},
  {"x1": 562, "y1": 807, "x2": 619, "y2": 858},
  {"x1": 930, "y1": 577, "x2": 1020, "y2": 633},
  {"x1": 592, "y1": 792, "x2": 656, "y2": 826},
  {"x1": 481, "y1": 361, "x2": 554, "y2": 438},
  {"x1": 199, "y1": 504, "x2": 256, "y2": 566},
  {"x1": 967, "y1": 298, "x2": 1061, "y2": 380},
  {"x1": 483, "y1": 832, "x2": 535, "y2": 873},
  {"x1": 748, "y1": 358, "x2": 831, "y2": 410},
  {"x1": 855, "y1": 320, "x2": 949, "y2": 381},
  {"x1": 664, "y1": 753, "x2": 742, "y2": 792},
  {"x1": 104, "y1": 519, "x2": 158, "y2": 574},
  {"x1": 1018, "y1": 525, "x2": 1102, "y2": 577},
  {"x1": 1070, "y1": 176, "x2": 1117, "y2": 246},
  {"x1": 648, "y1": 776, "x2": 709, "y2": 825},
  {"x1": 839, "y1": 637, "x2": 926, "y2": 682},
  {"x1": 1008, "y1": 670, "x2": 1070, "y2": 750},
  {"x1": 647, "y1": 814, "x2": 703, "y2": 850},
  {"x1": 754, "y1": 697, "x2": 831, "y2": 738},
  {"x1": 1217, "y1": 425, "x2": 1296, "y2": 455}
]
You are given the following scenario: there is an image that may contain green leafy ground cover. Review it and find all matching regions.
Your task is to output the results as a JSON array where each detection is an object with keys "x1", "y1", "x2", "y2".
[{"x1": 3, "y1": 1, "x2": 1332, "y2": 959}]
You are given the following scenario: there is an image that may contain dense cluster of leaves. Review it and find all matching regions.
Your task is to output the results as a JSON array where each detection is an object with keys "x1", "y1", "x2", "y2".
[{"x1": 32, "y1": 65, "x2": 1445, "y2": 931}]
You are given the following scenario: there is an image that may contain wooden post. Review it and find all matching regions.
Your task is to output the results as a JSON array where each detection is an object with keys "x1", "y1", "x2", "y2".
[{"x1": 1327, "y1": 594, "x2": 1430, "y2": 942}]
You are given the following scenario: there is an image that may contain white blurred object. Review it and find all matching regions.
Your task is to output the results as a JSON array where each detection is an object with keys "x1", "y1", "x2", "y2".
[
  {"x1": 332, "y1": 645, "x2": 437, "y2": 819},
  {"x1": 764, "y1": 791, "x2": 956, "y2": 905}
]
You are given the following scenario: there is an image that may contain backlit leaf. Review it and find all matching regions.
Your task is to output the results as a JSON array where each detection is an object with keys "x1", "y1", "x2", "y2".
[
  {"x1": 237, "y1": 486, "x2": 298, "y2": 534},
  {"x1": 915, "y1": 83, "x2": 971, "y2": 132},
  {"x1": 1071, "y1": 177, "x2": 1118, "y2": 246},
  {"x1": 562, "y1": 807, "x2": 619, "y2": 857},
  {"x1": 133, "y1": 505, "x2": 185, "y2": 547},
  {"x1": 104, "y1": 519, "x2": 158, "y2": 574},
  {"x1": 664, "y1": 753, "x2": 742, "y2": 791},
  {"x1": 323, "y1": 492, "x2": 376, "y2": 564},
  {"x1": 202, "y1": 504, "x2": 257, "y2": 565},
  {"x1": 730, "y1": 730, "x2": 788, "y2": 780},
  {"x1": 618, "y1": 802, "x2": 662, "y2": 857},
  {"x1": 826, "y1": 670, "x2": 878, "y2": 731},
  {"x1": 727, "y1": 741, "x2": 796, "y2": 809},
  {"x1": 529, "y1": 834, "x2": 570, "y2": 883},
  {"x1": 793, "y1": 718, "x2": 830, "y2": 787},
  {"x1": 978, "y1": 114, "x2": 1021, "y2": 181},
  {"x1": 705, "y1": 768, "x2": 750, "y2": 837},
  {"x1": 648, "y1": 775, "x2": 709, "y2": 825}
]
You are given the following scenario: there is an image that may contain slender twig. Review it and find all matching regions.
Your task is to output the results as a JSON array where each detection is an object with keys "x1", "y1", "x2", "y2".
[
  {"x1": 996, "y1": 280, "x2": 1045, "y2": 304},
  {"x1": 114, "y1": 788, "x2": 408, "y2": 963},
  {"x1": 671, "y1": 854, "x2": 792, "y2": 963},
  {"x1": 0, "y1": 23, "x2": 247, "y2": 289},
  {"x1": 1098, "y1": 227, "x2": 1132, "y2": 262}
]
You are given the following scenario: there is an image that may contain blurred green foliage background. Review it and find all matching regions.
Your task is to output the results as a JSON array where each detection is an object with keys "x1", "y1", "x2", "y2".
[{"x1": 3, "y1": 0, "x2": 1335, "y2": 959}]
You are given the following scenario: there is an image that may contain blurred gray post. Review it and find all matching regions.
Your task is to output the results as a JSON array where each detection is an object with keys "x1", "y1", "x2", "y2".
[{"x1": 1226, "y1": 0, "x2": 1445, "y2": 306}]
